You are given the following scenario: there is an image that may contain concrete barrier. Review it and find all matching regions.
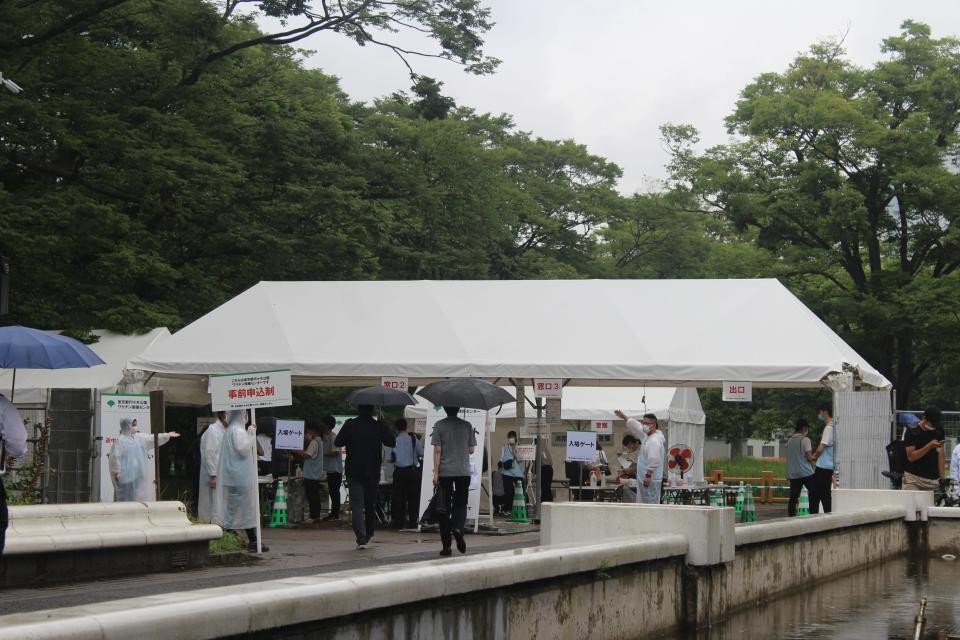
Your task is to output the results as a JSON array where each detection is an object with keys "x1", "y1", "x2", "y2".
[
  {"x1": 734, "y1": 505, "x2": 906, "y2": 546},
  {"x1": 2, "y1": 501, "x2": 222, "y2": 586},
  {"x1": 928, "y1": 506, "x2": 960, "y2": 554},
  {"x1": 541, "y1": 502, "x2": 735, "y2": 566},
  {"x1": 832, "y1": 488, "x2": 933, "y2": 521}
]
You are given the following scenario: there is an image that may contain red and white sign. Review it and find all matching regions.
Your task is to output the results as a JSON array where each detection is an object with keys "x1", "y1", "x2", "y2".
[
  {"x1": 381, "y1": 376, "x2": 409, "y2": 392},
  {"x1": 591, "y1": 419, "x2": 613, "y2": 434},
  {"x1": 515, "y1": 443, "x2": 536, "y2": 461},
  {"x1": 722, "y1": 381, "x2": 752, "y2": 402},
  {"x1": 533, "y1": 378, "x2": 563, "y2": 398},
  {"x1": 210, "y1": 369, "x2": 292, "y2": 410}
]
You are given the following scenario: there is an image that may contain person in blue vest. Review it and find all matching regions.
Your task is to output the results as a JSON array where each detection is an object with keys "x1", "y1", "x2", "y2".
[
  {"x1": 786, "y1": 419, "x2": 816, "y2": 516},
  {"x1": 500, "y1": 430, "x2": 525, "y2": 509},
  {"x1": 390, "y1": 418, "x2": 423, "y2": 529}
]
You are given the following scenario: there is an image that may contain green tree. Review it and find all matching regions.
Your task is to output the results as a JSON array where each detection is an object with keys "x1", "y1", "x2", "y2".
[{"x1": 664, "y1": 21, "x2": 960, "y2": 407}]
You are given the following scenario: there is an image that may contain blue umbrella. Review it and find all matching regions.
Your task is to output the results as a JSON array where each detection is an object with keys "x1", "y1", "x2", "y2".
[{"x1": 0, "y1": 326, "x2": 105, "y2": 401}]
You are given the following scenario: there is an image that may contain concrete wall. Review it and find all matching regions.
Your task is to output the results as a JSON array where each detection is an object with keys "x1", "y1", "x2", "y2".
[{"x1": 928, "y1": 507, "x2": 960, "y2": 554}]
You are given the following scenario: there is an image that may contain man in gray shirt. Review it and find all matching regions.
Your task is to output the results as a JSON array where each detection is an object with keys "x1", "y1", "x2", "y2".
[
  {"x1": 431, "y1": 406, "x2": 476, "y2": 557},
  {"x1": 786, "y1": 418, "x2": 816, "y2": 517},
  {"x1": 0, "y1": 394, "x2": 28, "y2": 553}
]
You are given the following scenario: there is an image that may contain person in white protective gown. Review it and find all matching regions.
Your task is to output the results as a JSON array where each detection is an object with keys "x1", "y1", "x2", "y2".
[
  {"x1": 198, "y1": 412, "x2": 229, "y2": 524},
  {"x1": 108, "y1": 418, "x2": 179, "y2": 502},
  {"x1": 214, "y1": 410, "x2": 267, "y2": 552},
  {"x1": 620, "y1": 410, "x2": 665, "y2": 504}
]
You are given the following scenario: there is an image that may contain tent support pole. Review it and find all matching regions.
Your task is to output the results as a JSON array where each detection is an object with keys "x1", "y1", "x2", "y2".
[{"x1": 252, "y1": 407, "x2": 262, "y2": 554}]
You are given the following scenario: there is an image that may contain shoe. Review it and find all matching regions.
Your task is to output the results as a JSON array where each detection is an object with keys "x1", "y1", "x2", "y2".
[
  {"x1": 301, "y1": 518, "x2": 313, "y2": 524},
  {"x1": 453, "y1": 529, "x2": 466, "y2": 554},
  {"x1": 356, "y1": 537, "x2": 369, "y2": 550},
  {"x1": 248, "y1": 543, "x2": 269, "y2": 553},
  {"x1": 439, "y1": 547, "x2": 452, "y2": 557},
  {"x1": 323, "y1": 513, "x2": 339, "y2": 521}
]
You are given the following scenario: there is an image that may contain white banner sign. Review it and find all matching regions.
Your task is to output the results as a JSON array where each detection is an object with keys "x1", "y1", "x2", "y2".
[
  {"x1": 515, "y1": 443, "x2": 536, "y2": 461},
  {"x1": 274, "y1": 419, "x2": 305, "y2": 451},
  {"x1": 591, "y1": 419, "x2": 613, "y2": 434},
  {"x1": 99, "y1": 394, "x2": 153, "y2": 502},
  {"x1": 381, "y1": 376, "x2": 409, "y2": 392},
  {"x1": 533, "y1": 378, "x2": 563, "y2": 398},
  {"x1": 722, "y1": 381, "x2": 753, "y2": 402},
  {"x1": 210, "y1": 369, "x2": 292, "y2": 411},
  {"x1": 566, "y1": 430, "x2": 597, "y2": 463},
  {"x1": 418, "y1": 406, "x2": 488, "y2": 530}
]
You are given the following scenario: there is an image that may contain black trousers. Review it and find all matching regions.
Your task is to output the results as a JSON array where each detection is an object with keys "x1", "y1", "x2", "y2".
[
  {"x1": 326, "y1": 472, "x2": 342, "y2": 516},
  {"x1": 0, "y1": 475, "x2": 7, "y2": 555},
  {"x1": 304, "y1": 478, "x2": 322, "y2": 519},
  {"x1": 503, "y1": 475, "x2": 524, "y2": 509},
  {"x1": 810, "y1": 467, "x2": 833, "y2": 514},
  {"x1": 541, "y1": 464, "x2": 554, "y2": 502},
  {"x1": 438, "y1": 476, "x2": 470, "y2": 548},
  {"x1": 787, "y1": 475, "x2": 816, "y2": 517},
  {"x1": 392, "y1": 466, "x2": 419, "y2": 528},
  {"x1": 347, "y1": 475, "x2": 379, "y2": 543}
]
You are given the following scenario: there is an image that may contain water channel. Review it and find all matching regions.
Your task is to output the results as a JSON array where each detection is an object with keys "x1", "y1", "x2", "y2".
[{"x1": 680, "y1": 555, "x2": 960, "y2": 639}]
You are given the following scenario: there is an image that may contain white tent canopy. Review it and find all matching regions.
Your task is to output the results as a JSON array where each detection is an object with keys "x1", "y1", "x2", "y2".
[
  {"x1": 0, "y1": 328, "x2": 209, "y2": 406},
  {"x1": 128, "y1": 279, "x2": 891, "y2": 390},
  {"x1": 404, "y1": 386, "x2": 705, "y2": 425}
]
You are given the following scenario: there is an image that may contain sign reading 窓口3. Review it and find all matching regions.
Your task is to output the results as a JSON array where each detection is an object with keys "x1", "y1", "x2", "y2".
[
  {"x1": 210, "y1": 369, "x2": 292, "y2": 411},
  {"x1": 722, "y1": 381, "x2": 752, "y2": 402},
  {"x1": 533, "y1": 378, "x2": 563, "y2": 398}
]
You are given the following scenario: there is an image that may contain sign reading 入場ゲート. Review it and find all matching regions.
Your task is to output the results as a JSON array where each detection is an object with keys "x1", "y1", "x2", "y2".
[
  {"x1": 210, "y1": 369, "x2": 292, "y2": 411},
  {"x1": 380, "y1": 376, "x2": 409, "y2": 392},
  {"x1": 722, "y1": 381, "x2": 752, "y2": 402},
  {"x1": 533, "y1": 378, "x2": 562, "y2": 398},
  {"x1": 566, "y1": 430, "x2": 597, "y2": 463},
  {"x1": 591, "y1": 419, "x2": 612, "y2": 434},
  {"x1": 274, "y1": 419, "x2": 306, "y2": 451}
]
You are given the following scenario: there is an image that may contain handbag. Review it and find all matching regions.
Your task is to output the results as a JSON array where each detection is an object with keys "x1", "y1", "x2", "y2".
[{"x1": 419, "y1": 484, "x2": 448, "y2": 525}]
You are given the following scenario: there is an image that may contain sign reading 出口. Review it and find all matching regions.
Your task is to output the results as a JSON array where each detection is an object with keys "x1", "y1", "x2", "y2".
[
  {"x1": 722, "y1": 381, "x2": 752, "y2": 402},
  {"x1": 210, "y1": 369, "x2": 292, "y2": 411}
]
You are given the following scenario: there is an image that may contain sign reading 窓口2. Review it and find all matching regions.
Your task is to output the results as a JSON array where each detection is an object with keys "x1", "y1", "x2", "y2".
[
  {"x1": 210, "y1": 369, "x2": 293, "y2": 411},
  {"x1": 722, "y1": 381, "x2": 752, "y2": 402}
]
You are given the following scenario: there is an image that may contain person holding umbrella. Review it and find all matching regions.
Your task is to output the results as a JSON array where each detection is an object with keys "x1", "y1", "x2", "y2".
[
  {"x1": 337, "y1": 386, "x2": 409, "y2": 549},
  {"x1": 431, "y1": 406, "x2": 476, "y2": 556},
  {"x1": 0, "y1": 392, "x2": 27, "y2": 554}
]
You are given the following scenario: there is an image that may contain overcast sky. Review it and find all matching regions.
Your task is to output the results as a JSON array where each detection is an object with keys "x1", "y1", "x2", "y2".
[{"x1": 257, "y1": 1, "x2": 959, "y2": 194}]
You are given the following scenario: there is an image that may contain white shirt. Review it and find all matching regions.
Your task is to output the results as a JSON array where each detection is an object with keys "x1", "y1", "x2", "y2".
[
  {"x1": 256, "y1": 434, "x2": 272, "y2": 462},
  {"x1": 950, "y1": 443, "x2": 960, "y2": 482}
]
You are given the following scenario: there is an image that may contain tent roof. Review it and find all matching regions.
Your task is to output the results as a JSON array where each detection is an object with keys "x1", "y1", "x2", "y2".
[
  {"x1": 128, "y1": 279, "x2": 891, "y2": 389},
  {"x1": 2, "y1": 328, "x2": 170, "y2": 404},
  {"x1": 404, "y1": 386, "x2": 706, "y2": 424}
]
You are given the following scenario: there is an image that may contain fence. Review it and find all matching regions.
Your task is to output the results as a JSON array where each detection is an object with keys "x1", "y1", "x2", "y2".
[{"x1": 706, "y1": 469, "x2": 789, "y2": 504}]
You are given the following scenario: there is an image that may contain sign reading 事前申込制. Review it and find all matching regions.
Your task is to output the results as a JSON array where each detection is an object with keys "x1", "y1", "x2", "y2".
[{"x1": 210, "y1": 369, "x2": 293, "y2": 411}]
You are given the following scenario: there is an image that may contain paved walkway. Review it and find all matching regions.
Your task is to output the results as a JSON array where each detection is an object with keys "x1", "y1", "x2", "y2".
[{"x1": 0, "y1": 519, "x2": 539, "y2": 614}]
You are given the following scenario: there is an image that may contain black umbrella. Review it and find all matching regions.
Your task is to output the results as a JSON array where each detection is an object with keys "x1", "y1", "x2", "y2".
[
  {"x1": 345, "y1": 385, "x2": 417, "y2": 407},
  {"x1": 416, "y1": 378, "x2": 515, "y2": 411}
]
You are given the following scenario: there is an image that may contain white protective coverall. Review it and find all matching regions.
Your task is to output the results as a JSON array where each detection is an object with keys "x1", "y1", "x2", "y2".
[
  {"x1": 108, "y1": 418, "x2": 171, "y2": 502},
  {"x1": 636, "y1": 430, "x2": 665, "y2": 504},
  {"x1": 198, "y1": 418, "x2": 227, "y2": 524},
  {"x1": 215, "y1": 410, "x2": 259, "y2": 531}
]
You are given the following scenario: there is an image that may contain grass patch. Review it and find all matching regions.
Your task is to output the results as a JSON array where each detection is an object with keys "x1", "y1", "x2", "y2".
[
  {"x1": 210, "y1": 529, "x2": 244, "y2": 554},
  {"x1": 705, "y1": 457, "x2": 786, "y2": 478}
]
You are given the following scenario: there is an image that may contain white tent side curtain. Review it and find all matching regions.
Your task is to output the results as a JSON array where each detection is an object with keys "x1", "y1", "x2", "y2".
[{"x1": 128, "y1": 279, "x2": 891, "y2": 390}]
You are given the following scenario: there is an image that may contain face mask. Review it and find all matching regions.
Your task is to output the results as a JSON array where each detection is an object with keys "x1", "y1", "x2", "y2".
[{"x1": 817, "y1": 415, "x2": 825, "y2": 422}]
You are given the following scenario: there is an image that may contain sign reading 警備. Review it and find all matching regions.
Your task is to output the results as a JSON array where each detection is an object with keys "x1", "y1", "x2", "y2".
[
  {"x1": 566, "y1": 430, "x2": 597, "y2": 463},
  {"x1": 533, "y1": 378, "x2": 563, "y2": 398},
  {"x1": 591, "y1": 419, "x2": 612, "y2": 434},
  {"x1": 722, "y1": 381, "x2": 752, "y2": 402},
  {"x1": 210, "y1": 369, "x2": 292, "y2": 411}
]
